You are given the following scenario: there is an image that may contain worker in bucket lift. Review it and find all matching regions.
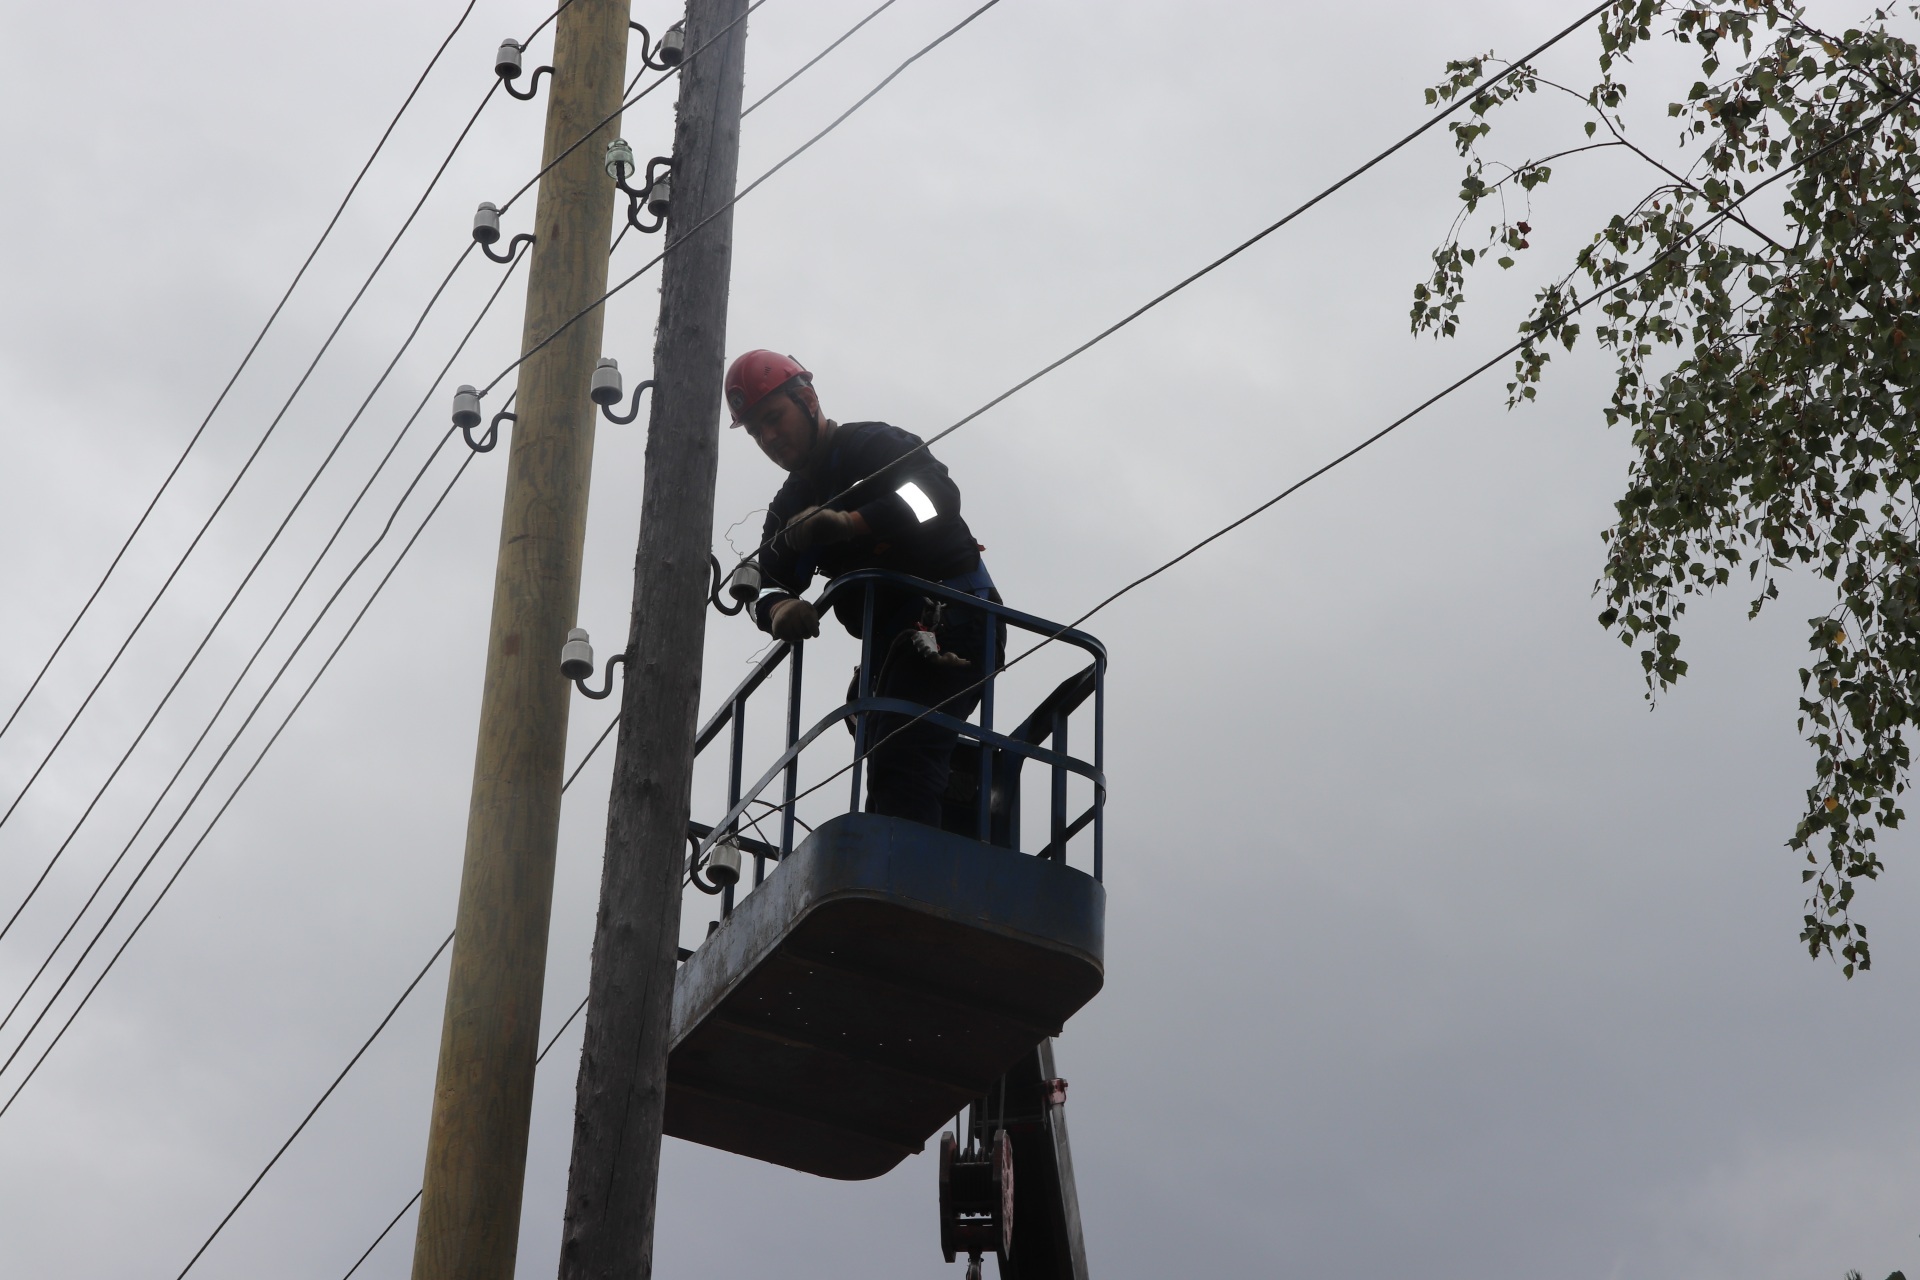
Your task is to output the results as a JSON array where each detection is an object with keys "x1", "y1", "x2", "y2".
[{"x1": 727, "y1": 349, "x2": 1002, "y2": 832}]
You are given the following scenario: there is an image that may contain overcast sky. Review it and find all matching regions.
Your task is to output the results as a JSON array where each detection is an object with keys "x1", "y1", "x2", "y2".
[{"x1": 1, "y1": 0, "x2": 1916, "y2": 1277}]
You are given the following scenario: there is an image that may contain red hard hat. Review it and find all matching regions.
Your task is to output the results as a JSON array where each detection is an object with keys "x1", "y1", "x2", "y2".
[{"x1": 724, "y1": 350, "x2": 812, "y2": 426}]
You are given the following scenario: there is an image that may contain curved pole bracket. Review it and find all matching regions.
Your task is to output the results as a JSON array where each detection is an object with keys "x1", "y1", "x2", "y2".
[
  {"x1": 601, "y1": 378, "x2": 655, "y2": 425},
  {"x1": 501, "y1": 64, "x2": 554, "y2": 101},
  {"x1": 464, "y1": 408, "x2": 514, "y2": 454},
  {"x1": 573, "y1": 652, "x2": 628, "y2": 700},
  {"x1": 708, "y1": 552, "x2": 746, "y2": 616},
  {"x1": 630, "y1": 20, "x2": 685, "y2": 71},
  {"x1": 480, "y1": 232, "x2": 536, "y2": 265}
]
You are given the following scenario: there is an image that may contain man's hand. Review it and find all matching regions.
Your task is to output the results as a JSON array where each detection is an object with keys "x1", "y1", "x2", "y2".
[
  {"x1": 768, "y1": 598, "x2": 820, "y2": 642},
  {"x1": 783, "y1": 505, "x2": 863, "y2": 553}
]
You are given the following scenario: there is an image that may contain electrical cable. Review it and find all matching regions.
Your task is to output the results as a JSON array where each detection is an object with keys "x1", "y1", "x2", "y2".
[
  {"x1": 0, "y1": 249, "x2": 533, "y2": 1045},
  {"x1": 335, "y1": 981, "x2": 594, "y2": 1280},
  {"x1": 481, "y1": 0, "x2": 1011, "y2": 396},
  {"x1": 194, "y1": 7, "x2": 1917, "y2": 1266},
  {"x1": 0, "y1": 407, "x2": 484, "y2": 1094},
  {"x1": 725, "y1": 0, "x2": 1620, "y2": 577},
  {"x1": 0, "y1": 79, "x2": 506, "y2": 847},
  {"x1": 170, "y1": 708, "x2": 619, "y2": 1280},
  {"x1": 741, "y1": 0, "x2": 903, "y2": 118},
  {"x1": 0, "y1": 133, "x2": 654, "y2": 1133},
  {"x1": 171, "y1": 933, "x2": 454, "y2": 1280},
  {"x1": 0, "y1": 0, "x2": 481, "y2": 755},
  {"x1": 751, "y1": 81, "x2": 1917, "y2": 831},
  {"x1": 0, "y1": 432, "x2": 487, "y2": 1122}
]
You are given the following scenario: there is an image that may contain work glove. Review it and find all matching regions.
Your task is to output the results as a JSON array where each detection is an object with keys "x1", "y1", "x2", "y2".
[
  {"x1": 768, "y1": 597, "x2": 820, "y2": 642},
  {"x1": 783, "y1": 505, "x2": 861, "y2": 554}
]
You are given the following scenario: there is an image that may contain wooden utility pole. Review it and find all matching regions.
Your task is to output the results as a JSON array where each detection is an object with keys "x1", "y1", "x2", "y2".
[
  {"x1": 557, "y1": 1, "x2": 748, "y2": 1275},
  {"x1": 409, "y1": 3, "x2": 630, "y2": 1278}
]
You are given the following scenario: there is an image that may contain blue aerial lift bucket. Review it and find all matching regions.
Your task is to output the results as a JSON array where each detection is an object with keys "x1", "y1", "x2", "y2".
[{"x1": 665, "y1": 571, "x2": 1108, "y2": 1183}]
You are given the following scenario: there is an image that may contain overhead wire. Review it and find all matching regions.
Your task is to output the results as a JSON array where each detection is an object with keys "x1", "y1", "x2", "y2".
[
  {"x1": 159, "y1": 1, "x2": 1900, "y2": 1268},
  {"x1": 480, "y1": 0, "x2": 1012, "y2": 397},
  {"x1": 741, "y1": 0, "x2": 903, "y2": 118},
  {"x1": 722, "y1": 0, "x2": 1621, "y2": 577},
  {"x1": 0, "y1": 248, "x2": 534, "y2": 1046},
  {"x1": 753, "y1": 74, "x2": 1913, "y2": 832},
  {"x1": 170, "y1": 711, "x2": 620, "y2": 1280},
  {"x1": 167, "y1": 6, "x2": 944, "y2": 1265},
  {"x1": 0, "y1": 428, "x2": 489, "y2": 1122},
  {"x1": 0, "y1": 0, "x2": 481, "y2": 754},
  {"x1": 0, "y1": 77, "x2": 507, "y2": 845},
  {"x1": 0, "y1": 0, "x2": 815, "y2": 1122},
  {"x1": 0, "y1": 0, "x2": 726, "y2": 865}
]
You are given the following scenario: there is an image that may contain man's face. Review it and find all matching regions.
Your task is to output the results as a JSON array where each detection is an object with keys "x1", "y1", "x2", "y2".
[{"x1": 743, "y1": 388, "x2": 818, "y2": 472}]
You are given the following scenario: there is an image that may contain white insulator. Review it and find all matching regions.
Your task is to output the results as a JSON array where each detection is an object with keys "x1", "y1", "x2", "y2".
[
  {"x1": 560, "y1": 627, "x2": 595, "y2": 681},
  {"x1": 472, "y1": 202, "x2": 502, "y2": 246},
  {"x1": 658, "y1": 23, "x2": 685, "y2": 66},
  {"x1": 645, "y1": 175, "x2": 671, "y2": 220},
  {"x1": 604, "y1": 137, "x2": 636, "y2": 182},
  {"x1": 590, "y1": 357, "x2": 624, "y2": 406},
  {"x1": 727, "y1": 562, "x2": 761, "y2": 604},
  {"x1": 707, "y1": 839, "x2": 742, "y2": 887},
  {"x1": 495, "y1": 38, "x2": 525, "y2": 79},
  {"x1": 451, "y1": 385, "x2": 483, "y2": 430}
]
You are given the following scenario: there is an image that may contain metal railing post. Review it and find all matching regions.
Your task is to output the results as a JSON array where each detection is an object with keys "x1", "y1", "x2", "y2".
[
  {"x1": 723, "y1": 692, "x2": 745, "y2": 916},
  {"x1": 1050, "y1": 710, "x2": 1068, "y2": 861},
  {"x1": 778, "y1": 641, "x2": 803, "y2": 866},
  {"x1": 850, "y1": 584, "x2": 875, "y2": 812},
  {"x1": 976, "y1": 604, "x2": 995, "y2": 843},
  {"x1": 1093, "y1": 662, "x2": 1106, "y2": 882}
]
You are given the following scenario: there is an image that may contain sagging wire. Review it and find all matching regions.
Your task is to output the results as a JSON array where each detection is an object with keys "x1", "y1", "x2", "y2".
[
  {"x1": 0, "y1": 50, "x2": 508, "y2": 850},
  {"x1": 0, "y1": 249, "x2": 531, "y2": 1039},
  {"x1": 170, "y1": 706, "x2": 621, "y2": 1280},
  {"x1": 0, "y1": 0, "x2": 483, "y2": 759},
  {"x1": 712, "y1": 0, "x2": 1623, "y2": 587},
  {"x1": 722, "y1": 85, "x2": 1920, "y2": 852}
]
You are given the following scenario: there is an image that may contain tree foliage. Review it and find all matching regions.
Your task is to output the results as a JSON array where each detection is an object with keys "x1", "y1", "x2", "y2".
[{"x1": 1415, "y1": 1, "x2": 1920, "y2": 974}]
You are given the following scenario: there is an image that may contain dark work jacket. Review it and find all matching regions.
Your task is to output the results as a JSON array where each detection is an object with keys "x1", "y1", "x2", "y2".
[{"x1": 754, "y1": 421, "x2": 983, "y2": 636}]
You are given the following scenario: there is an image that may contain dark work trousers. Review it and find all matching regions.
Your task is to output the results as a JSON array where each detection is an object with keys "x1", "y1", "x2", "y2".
[{"x1": 862, "y1": 589, "x2": 1004, "y2": 832}]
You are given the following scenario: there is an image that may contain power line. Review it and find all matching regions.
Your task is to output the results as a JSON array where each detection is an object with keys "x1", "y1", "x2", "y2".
[
  {"x1": 482, "y1": 0, "x2": 1012, "y2": 396},
  {"x1": 128, "y1": 4, "x2": 941, "y2": 1254},
  {"x1": 755, "y1": 79, "x2": 1912, "y2": 830},
  {"x1": 0, "y1": 78, "x2": 506, "y2": 846},
  {"x1": 0, "y1": 0, "x2": 713, "y2": 949},
  {"x1": 172, "y1": 711, "x2": 619, "y2": 1279},
  {"x1": 742, "y1": 0, "x2": 903, "y2": 117},
  {"x1": 0, "y1": 0, "x2": 481, "y2": 755},
  {"x1": 0, "y1": 432, "x2": 488, "y2": 1123},
  {"x1": 148, "y1": 4, "x2": 960, "y2": 1255},
  {"x1": 0, "y1": 0, "x2": 730, "y2": 857},
  {"x1": 724, "y1": 0, "x2": 1620, "y2": 576},
  {"x1": 171, "y1": 934, "x2": 454, "y2": 1280},
  {"x1": 0, "y1": 250, "x2": 533, "y2": 1049},
  {"x1": 335, "y1": 982, "x2": 597, "y2": 1280}
]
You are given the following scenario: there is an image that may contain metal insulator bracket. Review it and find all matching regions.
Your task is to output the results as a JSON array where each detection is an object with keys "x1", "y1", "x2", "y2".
[
  {"x1": 451, "y1": 384, "x2": 512, "y2": 453},
  {"x1": 604, "y1": 141, "x2": 673, "y2": 234},
  {"x1": 706, "y1": 553, "x2": 757, "y2": 616},
  {"x1": 629, "y1": 20, "x2": 685, "y2": 71},
  {"x1": 495, "y1": 38, "x2": 554, "y2": 100},
  {"x1": 472, "y1": 202, "x2": 535, "y2": 264},
  {"x1": 686, "y1": 834, "x2": 740, "y2": 894},
  {"x1": 560, "y1": 627, "x2": 627, "y2": 699},
  {"x1": 590, "y1": 357, "x2": 655, "y2": 424}
]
